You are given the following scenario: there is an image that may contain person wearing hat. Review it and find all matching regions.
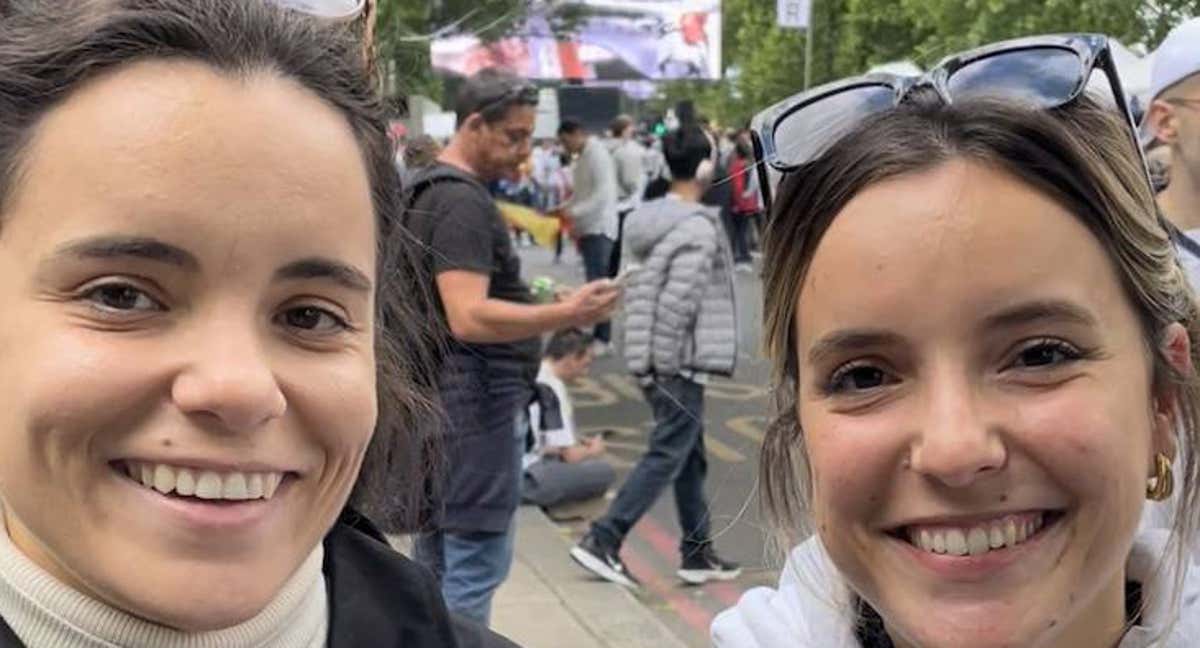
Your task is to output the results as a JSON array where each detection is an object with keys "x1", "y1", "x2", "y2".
[{"x1": 1144, "y1": 17, "x2": 1200, "y2": 285}]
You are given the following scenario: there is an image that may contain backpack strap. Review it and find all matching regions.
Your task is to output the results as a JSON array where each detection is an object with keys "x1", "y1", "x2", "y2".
[{"x1": 401, "y1": 166, "x2": 487, "y2": 220}]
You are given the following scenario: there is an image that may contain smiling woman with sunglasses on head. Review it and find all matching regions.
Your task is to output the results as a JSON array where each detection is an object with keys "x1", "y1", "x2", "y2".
[
  {"x1": 712, "y1": 34, "x2": 1200, "y2": 648},
  {"x1": 0, "y1": 1, "x2": 516, "y2": 646}
]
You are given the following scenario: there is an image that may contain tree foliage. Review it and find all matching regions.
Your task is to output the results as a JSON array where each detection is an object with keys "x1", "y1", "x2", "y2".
[
  {"x1": 662, "y1": 0, "x2": 1198, "y2": 127},
  {"x1": 372, "y1": 0, "x2": 1199, "y2": 125}
]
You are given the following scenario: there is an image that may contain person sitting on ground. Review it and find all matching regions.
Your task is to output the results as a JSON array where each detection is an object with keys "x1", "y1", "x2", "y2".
[{"x1": 523, "y1": 329, "x2": 617, "y2": 510}]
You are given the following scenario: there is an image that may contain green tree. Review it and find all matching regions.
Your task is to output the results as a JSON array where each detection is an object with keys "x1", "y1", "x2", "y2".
[{"x1": 652, "y1": 0, "x2": 1198, "y2": 126}]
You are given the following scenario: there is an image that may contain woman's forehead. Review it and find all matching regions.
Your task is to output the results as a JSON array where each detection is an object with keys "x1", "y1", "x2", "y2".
[
  {"x1": 5, "y1": 59, "x2": 376, "y2": 272},
  {"x1": 795, "y1": 160, "x2": 1130, "y2": 344}
]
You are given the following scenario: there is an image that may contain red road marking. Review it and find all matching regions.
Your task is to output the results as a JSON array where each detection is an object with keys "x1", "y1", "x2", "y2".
[
  {"x1": 619, "y1": 547, "x2": 714, "y2": 637},
  {"x1": 630, "y1": 515, "x2": 747, "y2": 610}
]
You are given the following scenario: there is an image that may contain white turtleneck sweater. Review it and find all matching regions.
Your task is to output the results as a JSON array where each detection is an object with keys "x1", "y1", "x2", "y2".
[{"x1": 0, "y1": 506, "x2": 328, "y2": 648}]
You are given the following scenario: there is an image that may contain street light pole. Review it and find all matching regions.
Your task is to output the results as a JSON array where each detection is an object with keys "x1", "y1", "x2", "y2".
[{"x1": 803, "y1": 0, "x2": 815, "y2": 90}]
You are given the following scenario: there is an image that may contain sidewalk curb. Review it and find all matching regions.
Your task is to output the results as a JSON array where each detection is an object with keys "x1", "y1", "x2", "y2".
[{"x1": 509, "y1": 506, "x2": 692, "y2": 648}]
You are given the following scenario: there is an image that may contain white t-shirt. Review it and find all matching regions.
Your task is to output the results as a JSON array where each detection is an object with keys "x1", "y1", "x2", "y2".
[
  {"x1": 524, "y1": 362, "x2": 577, "y2": 471},
  {"x1": 1175, "y1": 227, "x2": 1200, "y2": 290}
]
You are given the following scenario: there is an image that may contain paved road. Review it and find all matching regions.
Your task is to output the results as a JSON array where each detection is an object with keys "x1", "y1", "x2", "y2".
[{"x1": 519, "y1": 242, "x2": 780, "y2": 647}]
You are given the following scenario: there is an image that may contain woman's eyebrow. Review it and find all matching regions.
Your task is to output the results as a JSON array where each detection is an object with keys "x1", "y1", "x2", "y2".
[
  {"x1": 981, "y1": 299, "x2": 1099, "y2": 332},
  {"x1": 50, "y1": 235, "x2": 198, "y2": 269},
  {"x1": 275, "y1": 258, "x2": 372, "y2": 293},
  {"x1": 807, "y1": 329, "x2": 905, "y2": 366},
  {"x1": 43, "y1": 237, "x2": 371, "y2": 293}
]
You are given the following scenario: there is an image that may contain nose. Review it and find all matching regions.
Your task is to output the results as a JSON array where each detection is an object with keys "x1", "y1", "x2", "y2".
[
  {"x1": 907, "y1": 366, "x2": 1006, "y2": 488},
  {"x1": 171, "y1": 319, "x2": 287, "y2": 432}
]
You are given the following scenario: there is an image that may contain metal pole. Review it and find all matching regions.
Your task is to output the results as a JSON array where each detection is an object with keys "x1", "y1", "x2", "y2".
[{"x1": 803, "y1": 0, "x2": 815, "y2": 90}]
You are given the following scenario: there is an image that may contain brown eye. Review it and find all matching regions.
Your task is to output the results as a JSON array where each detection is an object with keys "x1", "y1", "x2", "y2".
[
  {"x1": 83, "y1": 283, "x2": 161, "y2": 312},
  {"x1": 1012, "y1": 340, "x2": 1081, "y2": 369},
  {"x1": 826, "y1": 362, "x2": 894, "y2": 394},
  {"x1": 280, "y1": 306, "x2": 347, "y2": 333}
]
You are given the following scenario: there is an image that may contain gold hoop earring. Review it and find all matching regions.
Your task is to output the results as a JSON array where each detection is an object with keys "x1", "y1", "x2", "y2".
[{"x1": 1147, "y1": 453, "x2": 1174, "y2": 502}]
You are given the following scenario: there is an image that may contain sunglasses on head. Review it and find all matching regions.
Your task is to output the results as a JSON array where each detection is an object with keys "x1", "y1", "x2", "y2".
[
  {"x1": 474, "y1": 82, "x2": 541, "y2": 117},
  {"x1": 266, "y1": 0, "x2": 365, "y2": 21},
  {"x1": 750, "y1": 34, "x2": 1151, "y2": 213}
]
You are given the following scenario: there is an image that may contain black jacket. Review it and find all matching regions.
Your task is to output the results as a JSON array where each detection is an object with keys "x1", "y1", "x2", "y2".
[{"x1": 0, "y1": 510, "x2": 519, "y2": 648}]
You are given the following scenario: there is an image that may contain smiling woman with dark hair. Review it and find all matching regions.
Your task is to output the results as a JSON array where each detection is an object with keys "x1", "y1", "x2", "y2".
[
  {"x1": 0, "y1": 1, "x2": 514, "y2": 646},
  {"x1": 714, "y1": 34, "x2": 1200, "y2": 648}
]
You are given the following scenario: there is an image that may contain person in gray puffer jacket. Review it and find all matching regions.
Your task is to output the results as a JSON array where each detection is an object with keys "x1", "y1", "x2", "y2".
[
  {"x1": 622, "y1": 189, "x2": 737, "y2": 378},
  {"x1": 569, "y1": 124, "x2": 742, "y2": 589}
]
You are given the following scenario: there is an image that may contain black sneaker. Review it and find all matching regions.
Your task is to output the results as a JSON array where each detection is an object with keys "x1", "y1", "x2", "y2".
[
  {"x1": 569, "y1": 533, "x2": 640, "y2": 588},
  {"x1": 678, "y1": 546, "x2": 742, "y2": 584}
]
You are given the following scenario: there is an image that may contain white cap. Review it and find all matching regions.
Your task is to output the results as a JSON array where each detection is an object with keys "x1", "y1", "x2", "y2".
[{"x1": 1149, "y1": 17, "x2": 1200, "y2": 102}]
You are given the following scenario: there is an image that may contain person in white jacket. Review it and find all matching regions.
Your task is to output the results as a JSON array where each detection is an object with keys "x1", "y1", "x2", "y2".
[{"x1": 714, "y1": 37, "x2": 1200, "y2": 648}]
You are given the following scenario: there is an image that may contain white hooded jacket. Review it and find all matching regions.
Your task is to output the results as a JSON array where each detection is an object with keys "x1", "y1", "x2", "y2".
[{"x1": 712, "y1": 526, "x2": 1200, "y2": 647}]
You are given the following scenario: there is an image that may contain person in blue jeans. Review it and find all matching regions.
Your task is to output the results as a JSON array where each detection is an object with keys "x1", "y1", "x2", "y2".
[
  {"x1": 405, "y1": 69, "x2": 620, "y2": 625},
  {"x1": 569, "y1": 122, "x2": 741, "y2": 587}
]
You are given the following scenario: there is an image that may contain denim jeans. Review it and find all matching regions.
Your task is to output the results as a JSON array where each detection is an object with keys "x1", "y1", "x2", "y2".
[
  {"x1": 576, "y1": 233, "x2": 614, "y2": 343},
  {"x1": 590, "y1": 375, "x2": 712, "y2": 558},
  {"x1": 412, "y1": 522, "x2": 515, "y2": 626},
  {"x1": 413, "y1": 402, "x2": 528, "y2": 626}
]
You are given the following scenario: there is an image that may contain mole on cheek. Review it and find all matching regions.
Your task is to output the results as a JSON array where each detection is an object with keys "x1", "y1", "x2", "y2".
[
  {"x1": 161, "y1": 439, "x2": 173, "y2": 448},
  {"x1": 998, "y1": 493, "x2": 1008, "y2": 503}
]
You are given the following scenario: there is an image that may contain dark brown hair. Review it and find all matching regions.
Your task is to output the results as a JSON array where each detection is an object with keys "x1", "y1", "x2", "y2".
[
  {"x1": 760, "y1": 92, "x2": 1200, "y2": 619},
  {"x1": 0, "y1": 0, "x2": 443, "y2": 530}
]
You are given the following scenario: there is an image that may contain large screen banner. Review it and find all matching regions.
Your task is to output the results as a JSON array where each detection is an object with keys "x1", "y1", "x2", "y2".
[{"x1": 431, "y1": 1, "x2": 722, "y2": 81}]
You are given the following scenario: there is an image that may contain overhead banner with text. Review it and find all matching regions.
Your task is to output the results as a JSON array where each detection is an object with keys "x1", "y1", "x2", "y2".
[{"x1": 432, "y1": 0, "x2": 722, "y2": 81}]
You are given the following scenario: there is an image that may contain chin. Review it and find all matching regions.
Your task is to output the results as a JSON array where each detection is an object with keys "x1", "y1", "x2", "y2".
[
  {"x1": 121, "y1": 580, "x2": 281, "y2": 631},
  {"x1": 886, "y1": 612, "x2": 1053, "y2": 648},
  {"x1": 92, "y1": 557, "x2": 296, "y2": 632}
]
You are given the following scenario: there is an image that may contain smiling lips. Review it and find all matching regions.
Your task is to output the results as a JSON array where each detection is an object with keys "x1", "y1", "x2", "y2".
[
  {"x1": 903, "y1": 512, "x2": 1048, "y2": 557},
  {"x1": 122, "y1": 461, "x2": 285, "y2": 501}
]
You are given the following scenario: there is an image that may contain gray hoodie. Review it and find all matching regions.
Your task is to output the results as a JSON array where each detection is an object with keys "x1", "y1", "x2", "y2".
[{"x1": 620, "y1": 195, "x2": 736, "y2": 379}]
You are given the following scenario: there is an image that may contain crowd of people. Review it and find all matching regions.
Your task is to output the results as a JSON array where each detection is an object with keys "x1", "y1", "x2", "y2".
[{"x1": 0, "y1": 1, "x2": 1199, "y2": 647}]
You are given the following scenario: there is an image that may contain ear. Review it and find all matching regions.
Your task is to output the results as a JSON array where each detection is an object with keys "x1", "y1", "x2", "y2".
[
  {"x1": 464, "y1": 113, "x2": 485, "y2": 132},
  {"x1": 1152, "y1": 322, "x2": 1192, "y2": 461},
  {"x1": 1146, "y1": 100, "x2": 1179, "y2": 146}
]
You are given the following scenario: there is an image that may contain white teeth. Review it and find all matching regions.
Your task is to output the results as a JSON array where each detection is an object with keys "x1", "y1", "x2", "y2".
[
  {"x1": 247, "y1": 473, "x2": 264, "y2": 499},
  {"x1": 264, "y1": 473, "x2": 282, "y2": 499},
  {"x1": 195, "y1": 472, "x2": 223, "y2": 499},
  {"x1": 223, "y1": 473, "x2": 249, "y2": 500},
  {"x1": 153, "y1": 464, "x2": 175, "y2": 494},
  {"x1": 175, "y1": 469, "x2": 196, "y2": 496},
  {"x1": 123, "y1": 462, "x2": 284, "y2": 501},
  {"x1": 967, "y1": 528, "x2": 990, "y2": 556},
  {"x1": 989, "y1": 526, "x2": 1005, "y2": 549},
  {"x1": 907, "y1": 514, "x2": 1052, "y2": 557},
  {"x1": 945, "y1": 529, "x2": 968, "y2": 556}
]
